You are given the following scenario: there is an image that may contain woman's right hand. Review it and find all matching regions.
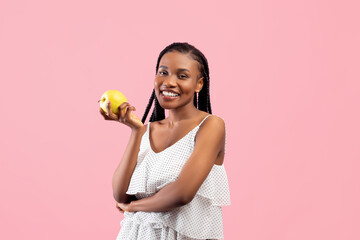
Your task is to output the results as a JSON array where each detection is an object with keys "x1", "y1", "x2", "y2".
[{"x1": 99, "y1": 101, "x2": 144, "y2": 130}]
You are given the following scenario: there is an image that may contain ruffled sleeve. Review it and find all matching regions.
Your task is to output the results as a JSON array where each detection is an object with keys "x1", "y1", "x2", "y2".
[
  {"x1": 127, "y1": 159, "x2": 231, "y2": 207},
  {"x1": 195, "y1": 164, "x2": 231, "y2": 206}
]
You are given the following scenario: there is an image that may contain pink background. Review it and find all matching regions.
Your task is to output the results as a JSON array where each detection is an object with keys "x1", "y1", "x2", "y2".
[{"x1": 1, "y1": 0, "x2": 359, "y2": 239}]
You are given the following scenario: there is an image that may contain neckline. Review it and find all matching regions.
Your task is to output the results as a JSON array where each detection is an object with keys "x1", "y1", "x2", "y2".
[{"x1": 148, "y1": 115, "x2": 211, "y2": 155}]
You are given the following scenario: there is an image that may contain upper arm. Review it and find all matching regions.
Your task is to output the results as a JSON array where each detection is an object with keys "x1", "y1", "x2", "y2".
[
  {"x1": 113, "y1": 123, "x2": 148, "y2": 203},
  {"x1": 174, "y1": 116, "x2": 226, "y2": 204}
]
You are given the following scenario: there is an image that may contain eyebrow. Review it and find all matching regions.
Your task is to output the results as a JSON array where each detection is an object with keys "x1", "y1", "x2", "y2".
[{"x1": 159, "y1": 65, "x2": 190, "y2": 72}]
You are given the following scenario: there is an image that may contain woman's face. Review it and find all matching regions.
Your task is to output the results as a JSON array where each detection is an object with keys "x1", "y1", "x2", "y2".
[{"x1": 154, "y1": 51, "x2": 204, "y2": 110}]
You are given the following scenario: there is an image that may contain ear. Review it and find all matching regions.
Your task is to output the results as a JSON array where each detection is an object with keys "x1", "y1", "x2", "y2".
[{"x1": 196, "y1": 76, "x2": 204, "y2": 93}]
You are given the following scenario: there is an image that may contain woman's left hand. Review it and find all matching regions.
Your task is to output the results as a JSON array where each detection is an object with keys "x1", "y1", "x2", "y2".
[{"x1": 116, "y1": 202, "x2": 135, "y2": 213}]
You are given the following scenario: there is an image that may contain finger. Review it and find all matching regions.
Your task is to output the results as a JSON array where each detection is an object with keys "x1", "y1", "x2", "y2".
[
  {"x1": 119, "y1": 102, "x2": 128, "y2": 109},
  {"x1": 99, "y1": 108, "x2": 111, "y2": 120},
  {"x1": 119, "y1": 102, "x2": 129, "y2": 117},
  {"x1": 119, "y1": 102, "x2": 130, "y2": 120},
  {"x1": 100, "y1": 108, "x2": 107, "y2": 116},
  {"x1": 106, "y1": 101, "x2": 111, "y2": 116},
  {"x1": 106, "y1": 101, "x2": 119, "y2": 120},
  {"x1": 117, "y1": 202, "x2": 127, "y2": 211},
  {"x1": 99, "y1": 108, "x2": 107, "y2": 118},
  {"x1": 124, "y1": 105, "x2": 135, "y2": 121},
  {"x1": 115, "y1": 203, "x2": 122, "y2": 210}
]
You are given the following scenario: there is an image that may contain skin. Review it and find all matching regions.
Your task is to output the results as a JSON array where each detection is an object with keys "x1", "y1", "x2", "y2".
[{"x1": 100, "y1": 51, "x2": 226, "y2": 213}]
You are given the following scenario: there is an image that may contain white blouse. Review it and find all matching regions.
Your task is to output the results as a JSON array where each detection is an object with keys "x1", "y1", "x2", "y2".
[{"x1": 116, "y1": 115, "x2": 231, "y2": 240}]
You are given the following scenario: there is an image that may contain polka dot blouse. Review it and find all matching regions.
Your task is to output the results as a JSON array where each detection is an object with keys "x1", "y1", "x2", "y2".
[{"x1": 116, "y1": 115, "x2": 231, "y2": 240}]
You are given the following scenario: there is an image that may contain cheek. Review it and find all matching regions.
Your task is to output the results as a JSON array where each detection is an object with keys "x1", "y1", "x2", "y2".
[
  {"x1": 154, "y1": 77, "x2": 161, "y2": 87},
  {"x1": 182, "y1": 82, "x2": 196, "y2": 92}
]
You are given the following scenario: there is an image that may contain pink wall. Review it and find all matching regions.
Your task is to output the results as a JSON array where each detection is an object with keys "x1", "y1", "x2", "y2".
[{"x1": 1, "y1": 0, "x2": 359, "y2": 239}]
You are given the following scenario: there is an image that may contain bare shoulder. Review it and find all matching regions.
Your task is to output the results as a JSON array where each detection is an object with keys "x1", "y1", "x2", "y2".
[
  {"x1": 203, "y1": 114, "x2": 226, "y2": 129},
  {"x1": 194, "y1": 114, "x2": 226, "y2": 161},
  {"x1": 196, "y1": 114, "x2": 226, "y2": 142},
  {"x1": 147, "y1": 118, "x2": 165, "y2": 133}
]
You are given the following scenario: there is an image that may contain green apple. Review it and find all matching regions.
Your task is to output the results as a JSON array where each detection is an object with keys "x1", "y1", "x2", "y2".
[{"x1": 99, "y1": 90, "x2": 127, "y2": 115}]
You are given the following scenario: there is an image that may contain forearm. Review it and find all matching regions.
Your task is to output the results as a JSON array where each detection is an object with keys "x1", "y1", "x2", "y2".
[
  {"x1": 129, "y1": 181, "x2": 188, "y2": 212},
  {"x1": 112, "y1": 128, "x2": 143, "y2": 203}
]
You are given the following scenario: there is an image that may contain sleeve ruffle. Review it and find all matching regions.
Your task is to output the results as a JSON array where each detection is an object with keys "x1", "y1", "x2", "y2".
[
  {"x1": 195, "y1": 164, "x2": 231, "y2": 206},
  {"x1": 126, "y1": 162, "x2": 231, "y2": 207}
]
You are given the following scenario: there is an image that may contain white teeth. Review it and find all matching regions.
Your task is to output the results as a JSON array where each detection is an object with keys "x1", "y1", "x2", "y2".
[{"x1": 163, "y1": 91, "x2": 179, "y2": 97}]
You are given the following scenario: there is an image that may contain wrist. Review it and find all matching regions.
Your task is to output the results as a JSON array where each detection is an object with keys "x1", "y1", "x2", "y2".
[
  {"x1": 129, "y1": 200, "x2": 137, "y2": 212},
  {"x1": 131, "y1": 128, "x2": 142, "y2": 134},
  {"x1": 130, "y1": 127, "x2": 143, "y2": 135}
]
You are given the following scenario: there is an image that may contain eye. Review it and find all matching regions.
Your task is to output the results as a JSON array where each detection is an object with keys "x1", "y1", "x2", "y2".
[
  {"x1": 178, "y1": 74, "x2": 188, "y2": 79},
  {"x1": 159, "y1": 70, "x2": 167, "y2": 75}
]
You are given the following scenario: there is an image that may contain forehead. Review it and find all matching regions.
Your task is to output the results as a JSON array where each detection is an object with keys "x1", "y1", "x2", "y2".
[{"x1": 159, "y1": 51, "x2": 199, "y2": 72}]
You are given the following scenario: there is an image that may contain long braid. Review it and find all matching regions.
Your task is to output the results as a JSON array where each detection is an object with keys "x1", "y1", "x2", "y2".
[
  {"x1": 204, "y1": 71, "x2": 212, "y2": 114},
  {"x1": 197, "y1": 58, "x2": 212, "y2": 114},
  {"x1": 141, "y1": 42, "x2": 212, "y2": 123},
  {"x1": 141, "y1": 89, "x2": 155, "y2": 124},
  {"x1": 193, "y1": 92, "x2": 198, "y2": 108},
  {"x1": 150, "y1": 95, "x2": 165, "y2": 122}
]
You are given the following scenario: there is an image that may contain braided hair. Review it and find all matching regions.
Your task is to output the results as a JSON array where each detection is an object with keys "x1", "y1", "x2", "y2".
[{"x1": 141, "y1": 42, "x2": 212, "y2": 123}]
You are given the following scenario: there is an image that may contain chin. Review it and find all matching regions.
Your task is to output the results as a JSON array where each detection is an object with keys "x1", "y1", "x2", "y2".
[{"x1": 159, "y1": 103, "x2": 174, "y2": 109}]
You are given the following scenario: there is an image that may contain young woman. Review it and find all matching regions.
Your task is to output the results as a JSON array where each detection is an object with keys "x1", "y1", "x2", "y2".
[{"x1": 100, "y1": 42, "x2": 230, "y2": 240}]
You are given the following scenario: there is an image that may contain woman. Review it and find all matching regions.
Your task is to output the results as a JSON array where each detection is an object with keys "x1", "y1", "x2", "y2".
[{"x1": 100, "y1": 42, "x2": 230, "y2": 240}]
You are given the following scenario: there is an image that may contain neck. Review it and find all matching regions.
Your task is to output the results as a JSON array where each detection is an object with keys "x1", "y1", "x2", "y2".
[{"x1": 166, "y1": 103, "x2": 199, "y2": 125}]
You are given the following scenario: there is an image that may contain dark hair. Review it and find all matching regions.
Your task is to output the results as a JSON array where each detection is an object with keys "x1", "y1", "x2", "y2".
[{"x1": 141, "y1": 42, "x2": 212, "y2": 123}]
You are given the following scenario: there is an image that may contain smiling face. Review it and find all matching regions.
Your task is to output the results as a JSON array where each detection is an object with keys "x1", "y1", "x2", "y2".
[{"x1": 154, "y1": 51, "x2": 204, "y2": 110}]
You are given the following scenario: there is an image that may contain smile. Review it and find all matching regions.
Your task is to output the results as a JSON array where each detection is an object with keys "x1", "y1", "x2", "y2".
[{"x1": 161, "y1": 91, "x2": 180, "y2": 100}]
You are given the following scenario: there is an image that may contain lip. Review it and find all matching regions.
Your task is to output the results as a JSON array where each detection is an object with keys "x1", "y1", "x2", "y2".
[{"x1": 160, "y1": 91, "x2": 180, "y2": 100}]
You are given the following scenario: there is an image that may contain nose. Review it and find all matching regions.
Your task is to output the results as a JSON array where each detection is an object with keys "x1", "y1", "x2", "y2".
[{"x1": 162, "y1": 74, "x2": 177, "y2": 87}]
